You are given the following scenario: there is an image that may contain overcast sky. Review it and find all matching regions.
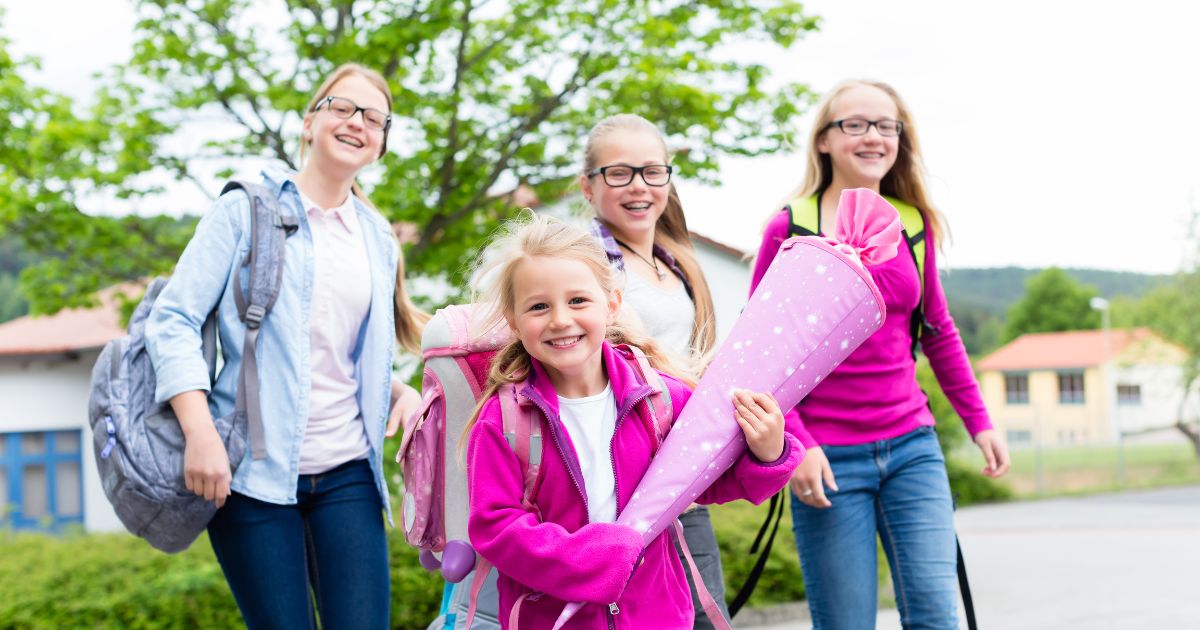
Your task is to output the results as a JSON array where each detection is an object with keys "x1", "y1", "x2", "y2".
[{"x1": 5, "y1": 0, "x2": 1199, "y2": 275}]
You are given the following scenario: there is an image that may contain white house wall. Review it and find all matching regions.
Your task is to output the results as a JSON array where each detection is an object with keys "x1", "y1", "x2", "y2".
[
  {"x1": 692, "y1": 242, "x2": 751, "y2": 346},
  {"x1": 0, "y1": 354, "x2": 122, "y2": 532},
  {"x1": 1111, "y1": 363, "x2": 1199, "y2": 435}
]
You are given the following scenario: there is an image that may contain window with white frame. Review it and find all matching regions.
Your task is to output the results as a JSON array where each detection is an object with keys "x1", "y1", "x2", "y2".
[
  {"x1": 0, "y1": 430, "x2": 83, "y2": 531},
  {"x1": 1005, "y1": 373, "x2": 1030, "y2": 404},
  {"x1": 1116, "y1": 384, "x2": 1142, "y2": 406},
  {"x1": 1058, "y1": 372, "x2": 1085, "y2": 405}
]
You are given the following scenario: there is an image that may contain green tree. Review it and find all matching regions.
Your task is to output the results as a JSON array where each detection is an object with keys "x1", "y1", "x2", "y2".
[
  {"x1": 5, "y1": 2, "x2": 822, "y2": 313},
  {"x1": 1002, "y1": 267, "x2": 1101, "y2": 342},
  {"x1": 1121, "y1": 213, "x2": 1200, "y2": 457},
  {"x1": 113, "y1": 0, "x2": 814, "y2": 293},
  {"x1": 0, "y1": 20, "x2": 196, "y2": 315}
]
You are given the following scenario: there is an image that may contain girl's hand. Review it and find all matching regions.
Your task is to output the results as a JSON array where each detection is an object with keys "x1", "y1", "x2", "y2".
[
  {"x1": 733, "y1": 390, "x2": 786, "y2": 463},
  {"x1": 183, "y1": 423, "x2": 232, "y2": 508},
  {"x1": 790, "y1": 446, "x2": 837, "y2": 509},
  {"x1": 973, "y1": 429, "x2": 1011, "y2": 478},
  {"x1": 386, "y1": 380, "x2": 423, "y2": 438},
  {"x1": 172, "y1": 390, "x2": 232, "y2": 507}
]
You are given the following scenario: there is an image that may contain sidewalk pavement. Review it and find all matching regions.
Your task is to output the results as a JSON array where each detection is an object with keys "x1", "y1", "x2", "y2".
[{"x1": 735, "y1": 484, "x2": 1200, "y2": 629}]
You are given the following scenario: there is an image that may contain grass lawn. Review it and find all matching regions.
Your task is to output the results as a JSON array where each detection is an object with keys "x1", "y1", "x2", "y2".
[{"x1": 1006, "y1": 441, "x2": 1200, "y2": 497}]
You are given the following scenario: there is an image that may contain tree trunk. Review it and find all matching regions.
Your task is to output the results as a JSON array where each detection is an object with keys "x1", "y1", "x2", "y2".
[{"x1": 1178, "y1": 421, "x2": 1200, "y2": 459}]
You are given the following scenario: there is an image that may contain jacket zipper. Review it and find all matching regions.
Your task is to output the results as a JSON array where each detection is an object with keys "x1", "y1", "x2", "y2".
[
  {"x1": 525, "y1": 383, "x2": 654, "y2": 630},
  {"x1": 606, "y1": 388, "x2": 653, "y2": 630}
]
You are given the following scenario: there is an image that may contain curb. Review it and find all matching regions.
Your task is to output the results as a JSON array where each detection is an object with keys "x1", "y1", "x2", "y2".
[{"x1": 732, "y1": 602, "x2": 810, "y2": 628}]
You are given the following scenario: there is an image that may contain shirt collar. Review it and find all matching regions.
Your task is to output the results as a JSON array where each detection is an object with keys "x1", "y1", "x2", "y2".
[
  {"x1": 298, "y1": 189, "x2": 360, "y2": 234},
  {"x1": 589, "y1": 218, "x2": 692, "y2": 298}
]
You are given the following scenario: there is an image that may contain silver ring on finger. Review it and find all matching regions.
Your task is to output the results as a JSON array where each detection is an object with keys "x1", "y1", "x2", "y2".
[{"x1": 801, "y1": 488, "x2": 814, "y2": 497}]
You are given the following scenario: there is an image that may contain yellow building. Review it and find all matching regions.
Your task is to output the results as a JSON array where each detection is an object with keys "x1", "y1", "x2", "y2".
[{"x1": 977, "y1": 328, "x2": 1193, "y2": 448}]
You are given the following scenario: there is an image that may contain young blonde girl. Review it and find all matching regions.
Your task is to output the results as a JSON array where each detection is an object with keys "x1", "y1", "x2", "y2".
[
  {"x1": 462, "y1": 213, "x2": 800, "y2": 629},
  {"x1": 752, "y1": 79, "x2": 1009, "y2": 629},
  {"x1": 147, "y1": 63, "x2": 425, "y2": 629}
]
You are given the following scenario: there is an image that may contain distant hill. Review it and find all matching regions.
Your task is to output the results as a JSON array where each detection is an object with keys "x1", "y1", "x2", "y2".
[
  {"x1": 942, "y1": 267, "x2": 1170, "y2": 355},
  {"x1": 942, "y1": 266, "x2": 1169, "y2": 316}
]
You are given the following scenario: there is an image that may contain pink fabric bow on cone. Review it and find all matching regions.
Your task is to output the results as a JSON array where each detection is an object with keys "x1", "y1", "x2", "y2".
[{"x1": 551, "y1": 189, "x2": 902, "y2": 629}]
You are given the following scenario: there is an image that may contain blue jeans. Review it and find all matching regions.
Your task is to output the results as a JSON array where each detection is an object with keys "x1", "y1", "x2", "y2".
[
  {"x1": 791, "y1": 426, "x2": 958, "y2": 630},
  {"x1": 208, "y1": 458, "x2": 390, "y2": 630}
]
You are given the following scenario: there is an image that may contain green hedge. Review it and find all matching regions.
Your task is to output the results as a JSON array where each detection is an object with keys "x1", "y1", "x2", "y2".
[{"x1": 0, "y1": 527, "x2": 443, "y2": 630}]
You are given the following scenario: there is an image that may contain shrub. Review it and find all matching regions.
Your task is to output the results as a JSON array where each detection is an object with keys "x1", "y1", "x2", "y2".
[{"x1": 0, "y1": 528, "x2": 442, "y2": 630}]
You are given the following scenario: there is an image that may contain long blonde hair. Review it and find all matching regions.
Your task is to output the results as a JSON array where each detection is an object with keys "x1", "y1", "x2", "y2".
[
  {"x1": 581, "y1": 114, "x2": 717, "y2": 360},
  {"x1": 300, "y1": 63, "x2": 428, "y2": 352},
  {"x1": 784, "y1": 79, "x2": 948, "y2": 249},
  {"x1": 460, "y1": 212, "x2": 687, "y2": 445}
]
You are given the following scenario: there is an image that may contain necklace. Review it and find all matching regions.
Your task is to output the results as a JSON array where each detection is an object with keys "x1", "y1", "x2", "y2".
[{"x1": 613, "y1": 238, "x2": 667, "y2": 280}]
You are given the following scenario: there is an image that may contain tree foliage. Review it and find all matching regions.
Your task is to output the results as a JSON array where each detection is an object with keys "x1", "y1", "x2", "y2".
[
  {"x1": 4, "y1": 2, "x2": 822, "y2": 312},
  {"x1": 127, "y1": 0, "x2": 816, "y2": 283},
  {"x1": 1002, "y1": 267, "x2": 1100, "y2": 342},
  {"x1": 1117, "y1": 212, "x2": 1200, "y2": 456},
  {"x1": 0, "y1": 24, "x2": 195, "y2": 315}
]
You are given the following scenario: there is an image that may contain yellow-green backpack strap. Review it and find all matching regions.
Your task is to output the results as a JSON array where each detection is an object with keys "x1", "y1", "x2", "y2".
[
  {"x1": 786, "y1": 195, "x2": 820, "y2": 237},
  {"x1": 887, "y1": 196, "x2": 926, "y2": 281}
]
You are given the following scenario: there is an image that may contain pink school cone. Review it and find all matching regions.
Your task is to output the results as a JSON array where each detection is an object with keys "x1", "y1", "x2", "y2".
[{"x1": 552, "y1": 188, "x2": 902, "y2": 629}]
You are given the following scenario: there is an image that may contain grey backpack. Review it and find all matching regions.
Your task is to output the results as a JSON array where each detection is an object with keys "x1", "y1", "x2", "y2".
[{"x1": 87, "y1": 181, "x2": 297, "y2": 553}]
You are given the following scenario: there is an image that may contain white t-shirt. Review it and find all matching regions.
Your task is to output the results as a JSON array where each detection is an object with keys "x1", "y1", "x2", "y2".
[
  {"x1": 557, "y1": 383, "x2": 619, "y2": 524},
  {"x1": 621, "y1": 269, "x2": 696, "y2": 359}
]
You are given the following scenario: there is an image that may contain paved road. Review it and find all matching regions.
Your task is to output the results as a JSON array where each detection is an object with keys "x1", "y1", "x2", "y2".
[{"x1": 742, "y1": 485, "x2": 1200, "y2": 629}]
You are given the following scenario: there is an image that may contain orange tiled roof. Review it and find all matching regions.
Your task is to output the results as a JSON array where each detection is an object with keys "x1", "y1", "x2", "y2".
[
  {"x1": 0, "y1": 286, "x2": 135, "y2": 357},
  {"x1": 977, "y1": 327, "x2": 1159, "y2": 371}
]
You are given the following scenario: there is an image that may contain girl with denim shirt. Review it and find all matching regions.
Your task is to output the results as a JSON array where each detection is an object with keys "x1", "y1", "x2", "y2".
[
  {"x1": 463, "y1": 213, "x2": 800, "y2": 628},
  {"x1": 146, "y1": 63, "x2": 426, "y2": 629},
  {"x1": 751, "y1": 79, "x2": 1011, "y2": 629}
]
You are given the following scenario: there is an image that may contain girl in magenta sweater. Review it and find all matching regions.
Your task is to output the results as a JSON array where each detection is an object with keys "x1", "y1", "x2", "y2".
[
  {"x1": 465, "y1": 214, "x2": 802, "y2": 628},
  {"x1": 751, "y1": 80, "x2": 1010, "y2": 629}
]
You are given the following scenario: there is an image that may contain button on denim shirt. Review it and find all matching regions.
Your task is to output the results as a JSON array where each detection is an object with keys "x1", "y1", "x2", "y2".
[{"x1": 146, "y1": 169, "x2": 398, "y2": 520}]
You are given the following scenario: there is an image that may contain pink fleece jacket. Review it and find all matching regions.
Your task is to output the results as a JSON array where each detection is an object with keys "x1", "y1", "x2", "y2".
[
  {"x1": 751, "y1": 208, "x2": 992, "y2": 448},
  {"x1": 467, "y1": 342, "x2": 802, "y2": 629}
]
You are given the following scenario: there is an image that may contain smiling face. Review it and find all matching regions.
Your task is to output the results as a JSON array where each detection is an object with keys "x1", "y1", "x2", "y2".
[
  {"x1": 507, "y1": 255, "x2": 621, "y2": 397},
  {"x1": 817, "y1": 84, "x2": 901, "y2": 191},
  {"x1": 580, "y1": 128, "x2": 671, "y2": 244},
  {"x1": 302, "y1": 73, "x2": 389, "y2": 178}
]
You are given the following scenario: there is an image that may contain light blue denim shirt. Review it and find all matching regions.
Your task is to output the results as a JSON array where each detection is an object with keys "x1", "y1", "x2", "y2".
[{"x1": 146, "y1": 168, "x2": 398, "y2": 521}]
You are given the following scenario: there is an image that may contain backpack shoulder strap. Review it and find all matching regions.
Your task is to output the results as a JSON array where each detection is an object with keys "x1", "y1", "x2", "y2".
[
  {"x1": 785, "y1": 195, "x2": 819, "y2": 237},
  {"x1": 621, "y1": 344, "x2": 672, "y2": 447},
  {"x1": 887, "y1": 196, "x2": 926, "y2": 280},
  {"x1": 499, "y1": 383, "x2": 543, "y2": 511},
  {"x1": 220, "y1": 180, "x2": 299, "y2": 460}
]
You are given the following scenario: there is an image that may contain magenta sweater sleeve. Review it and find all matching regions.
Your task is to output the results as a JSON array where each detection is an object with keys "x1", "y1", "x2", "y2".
[
  {"x1": 751, "y1": 211, "x2": 818, "y2": 448},
  {"x1": 466, "y1": 397, "x2": 643, "y2": 604},
  {"x1": 918, "y1": 243, "x2": 993, "y2": 437}
]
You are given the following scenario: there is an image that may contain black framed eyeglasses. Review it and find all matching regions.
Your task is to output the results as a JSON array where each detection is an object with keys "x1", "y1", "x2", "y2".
[
  {"x1": 826, "y1": 118, "x2": 903, "y2": 137},
  {"x1": 312, "y1": 96, "x2": 392, "y2": 132},
  {"x1": 587, "y1": 164, "x2": 673, "y2": 187}
]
